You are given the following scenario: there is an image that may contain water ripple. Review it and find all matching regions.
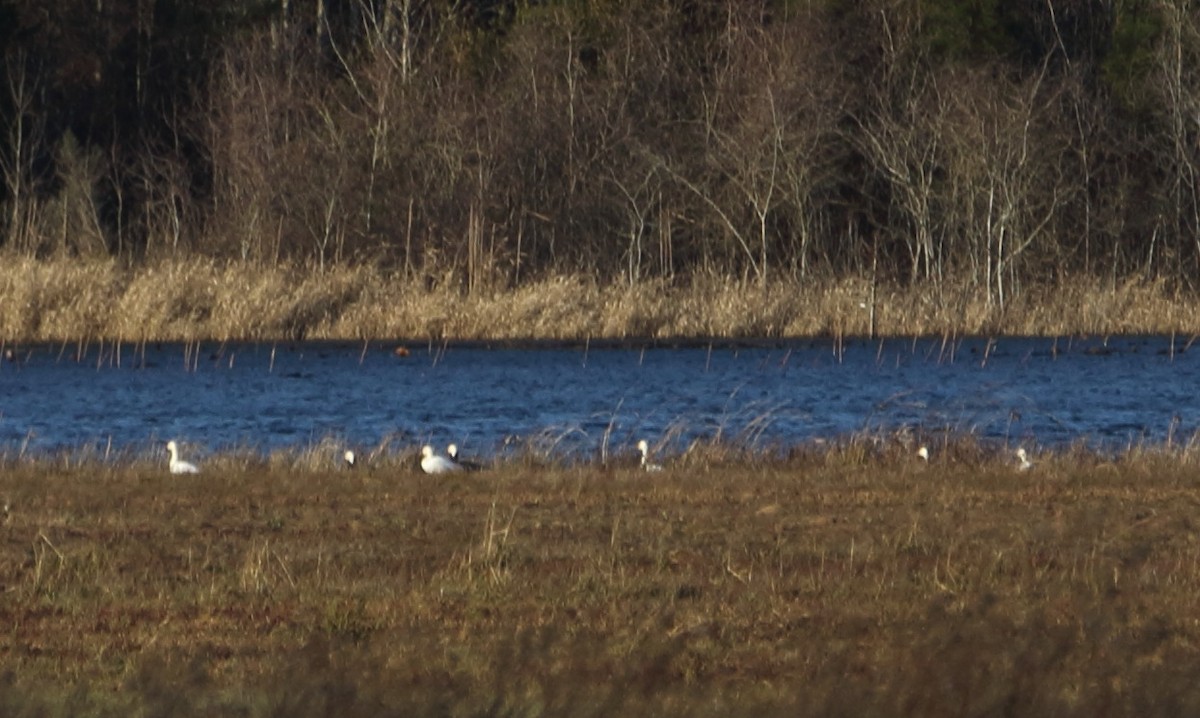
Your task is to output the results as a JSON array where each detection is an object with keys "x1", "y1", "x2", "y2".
[{"x1": 0, "y1": 336, "x2": 1194, "y2": 457}]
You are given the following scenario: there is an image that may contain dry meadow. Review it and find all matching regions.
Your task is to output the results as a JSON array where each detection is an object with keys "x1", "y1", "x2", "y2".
[{"x1": 4, "y1": 443, "x2": 1200, "y2": 716}]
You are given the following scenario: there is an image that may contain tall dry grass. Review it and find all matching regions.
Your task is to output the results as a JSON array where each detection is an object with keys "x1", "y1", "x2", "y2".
[{"x1": 1, "y1": 256, "x2": 1198, "y2": 342}]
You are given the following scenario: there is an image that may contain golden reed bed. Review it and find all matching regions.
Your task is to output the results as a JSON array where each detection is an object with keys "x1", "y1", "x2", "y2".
[{"x1": 1, "y1": 257, "x2": 1198, "y2": 343}]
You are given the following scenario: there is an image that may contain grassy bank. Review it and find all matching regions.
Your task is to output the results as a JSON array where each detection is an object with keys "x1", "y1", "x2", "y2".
[
  {"x1": 1, "y1": 257, "x2": 1198, "y2": 342},
  {"x1": 4, "y1": 446, "x2": 1200, "y2": 716}
]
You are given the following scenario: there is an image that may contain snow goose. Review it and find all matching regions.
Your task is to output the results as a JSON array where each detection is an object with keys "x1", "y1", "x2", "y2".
[
  {"x1": 637, "y1": 440, "x2": 663, "y2": 472},
  {"x1": 166, "y1": 440, "x2": 199, "y2": 474},
  {"x1": 1016, "y1": 448, "x2": 1034, "y2": 472},
  {"x1": 917, "y1": 445, "x2": 929, "y2": 462},
  {"x1": 343, "y1": 449, "x2": 357, "y2": 468},
  {"x1": 447, "y1": 444, "x2": 483, "y2": 471},
  {"x1": 421, "y1": 445, "x2": 463, "y2": 474}
]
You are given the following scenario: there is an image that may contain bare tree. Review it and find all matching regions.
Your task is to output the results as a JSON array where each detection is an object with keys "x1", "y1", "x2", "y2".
[
  {"x1": 938, "y1": 59, "x2": 1073, "y2": 308},
  {"x1": 133, "y1": 145, "x2": 196, "y2": 258},
  {"x1": 853, "y1": 4, "x2": 944, "y2": 284},
  {"x1": 207, "y1": 28, "x2": 316, "y2": 263},
  {"x1": 1154, "y1": 0, "x2": 1200, "y2": 279},
  {"x1": 664, "y1": 7, "x2": 791, "y2": 285},
  {"x1": 0, "y1": 50, "x2": 42, "y2": 253},
  {"x1": 609, "y1": 162, "x2": 660, "y2": 286}
]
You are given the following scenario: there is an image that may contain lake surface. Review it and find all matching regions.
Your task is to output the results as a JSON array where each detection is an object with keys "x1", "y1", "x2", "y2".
[{"x1": 1, "y1": 335, "x2": 1196, "y2": 462}]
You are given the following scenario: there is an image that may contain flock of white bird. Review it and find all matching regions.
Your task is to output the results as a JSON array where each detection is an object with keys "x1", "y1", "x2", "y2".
[
  {"x1": 164, "y1": 438, "x2": 663, "y2": 475},
  {"x1": 917, "y1": 444, "x2": 1035, "y2": 471},
  {"x1": 164, "y1": 439, "x2": 1035, "y2": 475}
]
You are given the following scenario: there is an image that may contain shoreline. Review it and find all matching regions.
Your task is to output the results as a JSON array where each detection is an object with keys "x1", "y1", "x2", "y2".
[
  {"x1": 4, "y1": 332, "x2": 1195, "y2": 356},
  {"x1": 1, "y1": 432, "x2": 1196, "y2": 468},
  {"x1": 2, "y1": 256, "x2": 1199, "y2": 343}
]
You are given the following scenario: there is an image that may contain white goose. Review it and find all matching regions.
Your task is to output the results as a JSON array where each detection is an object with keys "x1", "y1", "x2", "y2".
[
  {"x1": 917, "y1": 445, "x2": 930, "y2": 462},
  {"x1": 1016, "y1": 448, "x2": 1034, "y2": 472},
  {"x1": 343, "y1": 449, "x2": 357, "y2": 468},
  {"x1": 637, "y1": 440, "x2": 663, "y2": 472},
  {"x1": 420, "y1": 445, "x2": 463, "y2": 474},
  {"x1": 166, "y1": 440, "x2": 199, "y2": 474}
]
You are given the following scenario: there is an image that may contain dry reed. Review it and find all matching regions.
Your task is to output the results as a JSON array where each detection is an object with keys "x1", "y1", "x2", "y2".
[{"x1": 2, "y1": 257, "x2": 1198, "y2": 342}]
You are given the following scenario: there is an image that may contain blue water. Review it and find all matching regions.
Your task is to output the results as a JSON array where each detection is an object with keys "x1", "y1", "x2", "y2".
[{"x1": 0, "y1": 336, "x2": 1196, "y2": 460}]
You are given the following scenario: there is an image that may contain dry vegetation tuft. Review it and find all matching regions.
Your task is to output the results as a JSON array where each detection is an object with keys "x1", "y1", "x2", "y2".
[
  {"x1": 2, "y1": 258, "x2": 1200, "y2": 342},
  {"x1": 5, "y1": 445, "x2": 1200, "y2": 716}
]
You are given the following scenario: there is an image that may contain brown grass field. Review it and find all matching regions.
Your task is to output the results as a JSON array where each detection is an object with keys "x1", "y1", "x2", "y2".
[
  {"x1": 5, "y1": 443, "x2": 1200, "y2": 716},
  {"x1": 3, "y1": 256, "x2": 1200, "y2": 343}
]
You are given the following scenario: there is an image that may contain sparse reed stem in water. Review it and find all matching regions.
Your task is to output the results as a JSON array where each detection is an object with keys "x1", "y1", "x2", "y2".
[{"x1": 981, "y1": 337, "x2": 995, "y2": 368}]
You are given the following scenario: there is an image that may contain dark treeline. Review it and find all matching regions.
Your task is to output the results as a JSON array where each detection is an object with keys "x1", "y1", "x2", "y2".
[{"x1": 0, "y1": 0, "x2": 1197, "y2": 306}]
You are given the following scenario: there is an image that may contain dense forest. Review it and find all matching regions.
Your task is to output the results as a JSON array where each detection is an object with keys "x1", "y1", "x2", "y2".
[{"x1": 0, "y1": 0, "x2": 1197, "y2": 310}]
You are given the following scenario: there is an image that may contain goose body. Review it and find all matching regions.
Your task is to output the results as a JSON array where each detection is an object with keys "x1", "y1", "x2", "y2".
[
  {"x1": 447, "y1": 444, "x2": 483, "y2": 471},
  {"x1": 166, "y1": 440, "x2": 199, "y2": 474},
  {"x1": 343, "y1": 450, "x2": 356, "y2": 468},
  {"x1": 421, "y1": 445, "x2": 463, "y2": 474},
  {"x1": 637, "y1": 440, "x2": 663, "y2": 472},
  {"x1": 917, "y1": 446, "x2": 929, "y2": 462},
  {"x1": 1016, "y1": 448, "x2": 1034, "y2": 471}
]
